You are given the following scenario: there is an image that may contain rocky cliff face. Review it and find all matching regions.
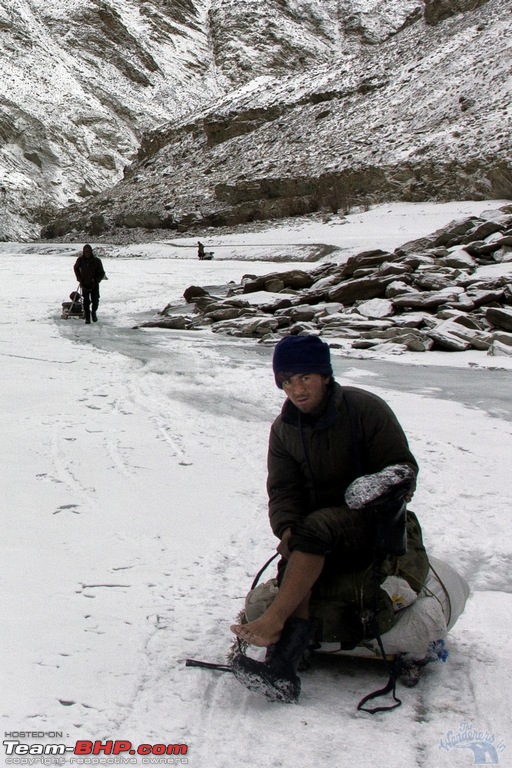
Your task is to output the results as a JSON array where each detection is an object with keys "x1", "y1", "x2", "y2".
[
  {"x1": 0, "y1": 0, "x2": 218, "y2": 239},
  {"x1": 1, "y1": 0, "x2": 510, "y2": 241}
]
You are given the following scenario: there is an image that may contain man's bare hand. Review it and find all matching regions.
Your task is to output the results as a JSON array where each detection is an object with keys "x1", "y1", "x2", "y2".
[{"x1": 277, "y1": 528, "x2": 292, "y2": 559}]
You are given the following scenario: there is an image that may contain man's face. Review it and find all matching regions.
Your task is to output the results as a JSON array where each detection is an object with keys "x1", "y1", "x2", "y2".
[{"x1": 281, "y1": 373, "x2": 331, "y2": 415}]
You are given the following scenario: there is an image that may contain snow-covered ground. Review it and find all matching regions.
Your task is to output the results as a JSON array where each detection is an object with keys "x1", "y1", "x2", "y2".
[{"x1": 1, "y1": 201, "x2": 511, "y2": 767}]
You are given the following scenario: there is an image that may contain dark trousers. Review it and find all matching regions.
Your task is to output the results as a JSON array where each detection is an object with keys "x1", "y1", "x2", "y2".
[{"x1": 82, "y1": 285, "x2": 100, "y2": 320}]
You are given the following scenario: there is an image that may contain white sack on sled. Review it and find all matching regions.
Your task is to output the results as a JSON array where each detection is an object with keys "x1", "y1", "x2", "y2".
[{"x1": 361, "y1": 556, "x2": 470, "y2": 657}]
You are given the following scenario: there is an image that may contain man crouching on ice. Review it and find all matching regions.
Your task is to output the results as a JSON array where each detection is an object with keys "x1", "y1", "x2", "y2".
[{"x1": 230, "y1": 335, "x2": 429, "y2": 703}]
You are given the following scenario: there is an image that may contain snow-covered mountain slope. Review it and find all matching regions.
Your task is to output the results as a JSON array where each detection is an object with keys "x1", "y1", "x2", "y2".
[
  {"x1": 0, "y1": 0, "x2": 218, "y2": 239},
  {"x1": 1, "y1": 0, "x2": 357, "y2": 240},
  {"x1": 1, "y1": 0, "x2": 510, "y2": 241}
]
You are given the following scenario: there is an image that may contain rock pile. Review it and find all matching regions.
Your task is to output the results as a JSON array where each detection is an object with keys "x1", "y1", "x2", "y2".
[{"x1": 140, "y1": 206, "x2": 512, "y2": 357}]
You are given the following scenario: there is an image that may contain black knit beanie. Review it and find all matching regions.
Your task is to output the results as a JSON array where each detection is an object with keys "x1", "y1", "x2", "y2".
[{"x1": 272, "y1": 335, "x2": 333, "y2": 389}]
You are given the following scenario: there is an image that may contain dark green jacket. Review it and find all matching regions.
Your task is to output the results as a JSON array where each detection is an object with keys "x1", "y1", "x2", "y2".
[
  {"x1": 268, "y1": 382, "x2": 417, "y2": 546},
  {"x1": 267, "y1": 382, "x2": 429, "y2": 645}
]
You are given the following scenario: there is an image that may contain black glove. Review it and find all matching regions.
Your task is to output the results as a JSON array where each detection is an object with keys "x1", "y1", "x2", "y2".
[{"x1": 373, "y1": 500, "x2": 407, "y2": 556}]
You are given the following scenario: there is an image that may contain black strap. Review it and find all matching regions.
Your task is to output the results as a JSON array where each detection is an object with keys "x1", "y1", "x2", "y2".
[
  {"x1": 356, "y1": 661, "x2": 402, "y2": 714},
  {"x1": 251, "y1": 552, "x2": 279, "y2": 590},
  {"x1": 356, "y1": 617, "x2": 402, "y2": 713},
  {"x1": 344, "y1": 392, "x2": 363, "y2": 476},
  {"x1": 185, "y1": 659, "x2": 232, "y2": 672},
  {"x1": 298, "y1": 410, "x2": 320, "y2": 510},
  {"x1": 356, "y1": 556, "x2": 402, "y2": 714},
  {"x1": 343, "y1": 390, "x2": 405, "y2": 716}
]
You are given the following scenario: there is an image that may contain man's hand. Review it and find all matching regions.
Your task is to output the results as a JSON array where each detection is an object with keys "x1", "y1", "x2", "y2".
[{"x1": 277, "y1": 528, "x2": 292, "y2": 559}]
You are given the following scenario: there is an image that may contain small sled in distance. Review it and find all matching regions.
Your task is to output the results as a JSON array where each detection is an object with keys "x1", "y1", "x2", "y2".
[{"x1": 61, "y1": 287, "x2": 85, "y2": 319}]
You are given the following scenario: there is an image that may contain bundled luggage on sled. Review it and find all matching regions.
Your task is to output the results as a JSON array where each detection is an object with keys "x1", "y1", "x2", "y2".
[
  {"x1": 246, "y1": 556, "x2": 469, "y2": 660},
  {"x1": 61, "y1": 288, "x2": 84, "y2": 319}
]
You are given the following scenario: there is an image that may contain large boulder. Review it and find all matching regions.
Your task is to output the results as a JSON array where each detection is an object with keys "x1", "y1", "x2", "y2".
[
  {"x1": 243, "y1": 269, "x2": 315, "y2": 293},
  {"x1": 356, "y1": 298, "x2": 394, "y2": 319},
  {"x1": 341, "y1": 250, "x2": 394, "y2": 278},
  {"x1": 488, "y1": 340, "x2": 512, "y2": 357},
  {"x1": 184, "y1": 285, "x2": 209, "y2": 303},
  {"x1": 486, "y1": 307, "x2": 512, "y2": 332},
  {"x1": 327, "y1": 275, "x2": 397, "y2": 304},
  {"x1": 424, "y1": 0, "x2": 490, "y2": 26},
  {"x1": 392, "y1": 289, "x2": 462, "y2": 309}
]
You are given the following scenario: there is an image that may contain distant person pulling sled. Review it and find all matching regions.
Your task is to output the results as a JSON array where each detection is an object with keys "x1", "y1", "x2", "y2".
[
  {"x1": 73, "y1": 244, "x2": 106, "y2": 324},
  {"x1": 230, "y1": 335, "x2": 430, "y2": 704},
  {"x1": 197, "y1": 241, "x2": 214, "y2": 260}
]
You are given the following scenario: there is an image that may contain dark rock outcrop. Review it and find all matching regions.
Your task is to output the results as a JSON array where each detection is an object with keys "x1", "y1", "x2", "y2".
[
  {"x1": 424, "y1": 0, "x2": 490, "y2": 26},
  {"x1": 139, "y1": 205, "x2": 512, "y2": 358}
]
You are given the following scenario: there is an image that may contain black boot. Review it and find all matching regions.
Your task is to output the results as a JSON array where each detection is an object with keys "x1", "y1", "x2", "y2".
[
  {"x1": 231, "y1": 618, "x2": 316, "y2": 703},
  {"x1": 374, "y1": 499, "x2": 407, "y2": 556}
]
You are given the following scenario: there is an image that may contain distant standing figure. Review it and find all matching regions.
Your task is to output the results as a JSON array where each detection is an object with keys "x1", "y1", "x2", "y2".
[
  {"x1": 73, "y1": 244, "x2": 106, "y2": 324},
  {"x1": 197, "y1": 241, "x2": 206, "y2": 260}
]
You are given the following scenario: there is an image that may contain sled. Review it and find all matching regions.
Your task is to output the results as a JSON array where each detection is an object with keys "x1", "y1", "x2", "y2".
[
  {"x1": 186, "y1": 556, "x2": 469, "y2": 712},
  {"x1": 198, "y1": 251, "x2": 214, "y2": 260},
  {"x1": 61, "y1": 287, "x2": 85, "y2": 319},
  {"x1": 316, "y1": 643, "x2": 397, "y2": 662},
  {"x1": 241, "y1": 554, "x2": 469, "y2": 705}
]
